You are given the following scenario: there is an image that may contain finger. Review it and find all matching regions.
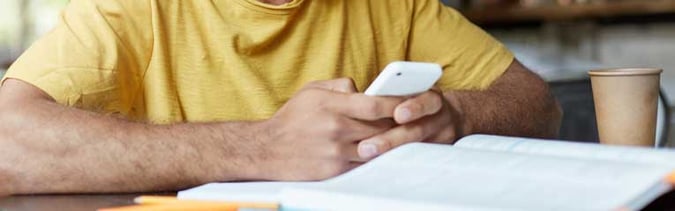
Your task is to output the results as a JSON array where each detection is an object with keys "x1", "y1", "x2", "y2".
[
  {"x1": 303, "y1": 78, "x2": 357, "y2": 93},
  {"x1": 426, "y1": 125, "x2": 461, "y2": 145},
  {"x1": 329, "y1": 94, "x2": 405, "y2": 121},
  {"x1": 394, "y1": 91, "x2": 443, "y2": 124},
  {"x1": 357, "y1": 116, "x2": 445, "y2": 159},
  {"x1": 342, "y1": 143, "x2": 369, "y2": 162},
  {"x1": 347, "y1": 162, "x2": 363, "y2": 171},
  {"x1": 336, "y1": 118, "x2": 396, "y2": 142}
]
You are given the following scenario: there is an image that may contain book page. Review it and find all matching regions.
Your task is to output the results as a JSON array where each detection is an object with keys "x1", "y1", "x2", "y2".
[
  {"x1": 455, "y1": 135, "x2": 675, "y2": 168},
  {"x1": 283, "y1": 143, "x2": 672, "y2": 211},
  {"x1": 280, "y1": 188, "x2": 497, "y2": 211},
  {"x1": 178, "y1": 182, "x2": 317, "y2": 202}
]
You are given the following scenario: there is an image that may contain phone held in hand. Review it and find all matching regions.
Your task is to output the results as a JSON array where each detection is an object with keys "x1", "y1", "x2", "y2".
[{"x1": 364, "y1": 61, "x2": 443, "y2": 97}]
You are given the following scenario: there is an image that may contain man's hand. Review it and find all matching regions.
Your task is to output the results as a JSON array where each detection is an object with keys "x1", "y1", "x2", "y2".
[
  {"x1": 357, "y1": 89, "x2": 463, "y2": 159},
  {"x1": 356, "y1": 60, "x2": 563, "y2": 159},
  {"x1": 256, "y1": 78, "x2": 404, "y2": 181},
  {"x1": 0, "y1": 78, "x2": 404, "y2": 194}
]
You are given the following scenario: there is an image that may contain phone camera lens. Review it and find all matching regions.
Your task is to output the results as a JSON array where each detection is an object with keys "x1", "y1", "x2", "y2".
[{"x1": 396, "y1": 72, "x2": 402, "y2": 76}]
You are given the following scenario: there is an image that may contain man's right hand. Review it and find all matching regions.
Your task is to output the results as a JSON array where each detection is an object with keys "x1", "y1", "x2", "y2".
[
  {"x1": 0, "y1": 78, "x2": 402, "y2": 194},
  {"x1": 255, "y1": 78, "x2": 404, "y2": 181}
]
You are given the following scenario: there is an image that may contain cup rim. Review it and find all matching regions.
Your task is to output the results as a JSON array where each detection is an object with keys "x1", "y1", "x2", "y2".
[{"x1": 589, "y1": 68, "x2": 663, "y2": 76}]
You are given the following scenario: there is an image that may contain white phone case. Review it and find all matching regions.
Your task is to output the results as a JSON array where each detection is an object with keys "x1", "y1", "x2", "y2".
[{"x1": 364, "y1": 61, "x2": 443, "y2": 96}]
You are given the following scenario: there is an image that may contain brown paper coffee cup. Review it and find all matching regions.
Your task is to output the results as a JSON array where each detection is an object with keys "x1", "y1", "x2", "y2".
[{"x1": 589, "y1": 68, "x2": 662, "y2": 147}]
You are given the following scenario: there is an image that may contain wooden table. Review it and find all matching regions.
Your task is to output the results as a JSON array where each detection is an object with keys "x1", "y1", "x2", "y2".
[
  {"x1": 0, "y1": 191, "x2": 673, "y2": 210},
  {"x1": 0, "y1": 193, "x2": 173, "y2": 211}
]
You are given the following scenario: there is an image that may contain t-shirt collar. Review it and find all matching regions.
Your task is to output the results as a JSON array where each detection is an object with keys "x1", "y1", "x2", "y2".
[{"x1": 236, "y1": 0, "x2": 306, "y2": 14}]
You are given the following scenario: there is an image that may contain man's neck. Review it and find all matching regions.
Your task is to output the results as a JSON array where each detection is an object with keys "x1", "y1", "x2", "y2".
[{"x1": 258, "y1": 0, "x2": 293, "y2": 6}]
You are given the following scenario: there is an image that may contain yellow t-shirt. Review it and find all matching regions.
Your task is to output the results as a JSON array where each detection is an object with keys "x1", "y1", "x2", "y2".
[{"x1": 3, "y1": 0, "x2": 513, "y2": 123}]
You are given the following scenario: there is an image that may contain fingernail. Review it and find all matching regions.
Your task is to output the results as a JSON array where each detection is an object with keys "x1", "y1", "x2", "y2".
[
  {"x1": 358, "y1": 143, "x2": 379, "y2": 159},
  {"x1": 397, "y1": 108, "x2": 412, "y2": 122}
]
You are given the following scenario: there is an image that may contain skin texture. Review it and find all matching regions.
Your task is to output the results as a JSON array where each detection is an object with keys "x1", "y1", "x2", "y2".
[
  {"x1": 0, "y1": 59, "x2": 561, "y2": 195},
  {"x1": 0, "y1": 172, "x2": 9, "y2": 197}
]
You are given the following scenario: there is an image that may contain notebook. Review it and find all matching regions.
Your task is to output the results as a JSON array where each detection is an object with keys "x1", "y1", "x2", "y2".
[{"x1": 178, "y1": 135, "x2": 675, "y2": 210}]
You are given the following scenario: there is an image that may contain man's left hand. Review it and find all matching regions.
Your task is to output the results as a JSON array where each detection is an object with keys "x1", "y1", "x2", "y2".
[{"x1": 356, "y1": 89, "x2": 466, "y2": 159}]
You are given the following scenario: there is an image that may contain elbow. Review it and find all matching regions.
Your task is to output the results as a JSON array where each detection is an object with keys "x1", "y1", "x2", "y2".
[
  {"x1": 499, "y1": 61, "x2": 562, "y2": 139},
  {"x1": 531, "y1": 80, "x2": 563, "y2": 139},
  {"x1": 0, "y1": 112, "x2": 17, "y2": 197},
  {"x1": 0, "y1": 98, "x2": 26, "y2": 197},
  {"x1": 0, "y1": 164, "x2": 14, "y2": 197},
  {"x1": 0, "y1": 79, "x2": 52, "y2": 196}
]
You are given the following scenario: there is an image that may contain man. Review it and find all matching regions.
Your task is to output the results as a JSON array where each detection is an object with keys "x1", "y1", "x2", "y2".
[{"x1": 0, "y1": 0, "x2": 561, "y2": 195}]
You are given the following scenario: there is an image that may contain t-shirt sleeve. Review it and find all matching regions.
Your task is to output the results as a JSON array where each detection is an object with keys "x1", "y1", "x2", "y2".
[
  {"x1": 1, "y1": 0, "x2": 151, "y2": 113},
  {"x1": 406, "y1": 0, "x2": 514, "y2": 91}
]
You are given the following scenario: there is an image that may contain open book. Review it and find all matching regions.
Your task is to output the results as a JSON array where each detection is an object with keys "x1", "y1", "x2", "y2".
[{"x1": 178, "y1": 135, "x2": 675, "y2": 210}]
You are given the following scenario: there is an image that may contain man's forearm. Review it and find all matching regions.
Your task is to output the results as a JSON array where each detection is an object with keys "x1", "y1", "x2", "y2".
[
  {"x1": 0, "y1": 77, "x2": 406, "y2": 194},
  {"x1": 0, "y1": 97, "x2": 264, "y2": 194},
  {"x1": 449, "y1": 61, "x2": 562, "y2": 139}
]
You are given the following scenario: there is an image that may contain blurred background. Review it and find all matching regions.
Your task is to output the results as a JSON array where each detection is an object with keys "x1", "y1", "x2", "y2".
[
  {"x1": 443, "y1": 0, "x2": 675, "y2": 147},
  {"x1": 1, "y1": 0, "x2": 674, "y2": 146},
  {"x1": 0, "y1": 0, "x2": 66, "y2": 76}
]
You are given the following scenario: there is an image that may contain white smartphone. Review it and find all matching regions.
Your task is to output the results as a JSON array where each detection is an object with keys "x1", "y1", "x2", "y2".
[{"x1": 364, "y1": 61, "x2": 443, "y2": 96}]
